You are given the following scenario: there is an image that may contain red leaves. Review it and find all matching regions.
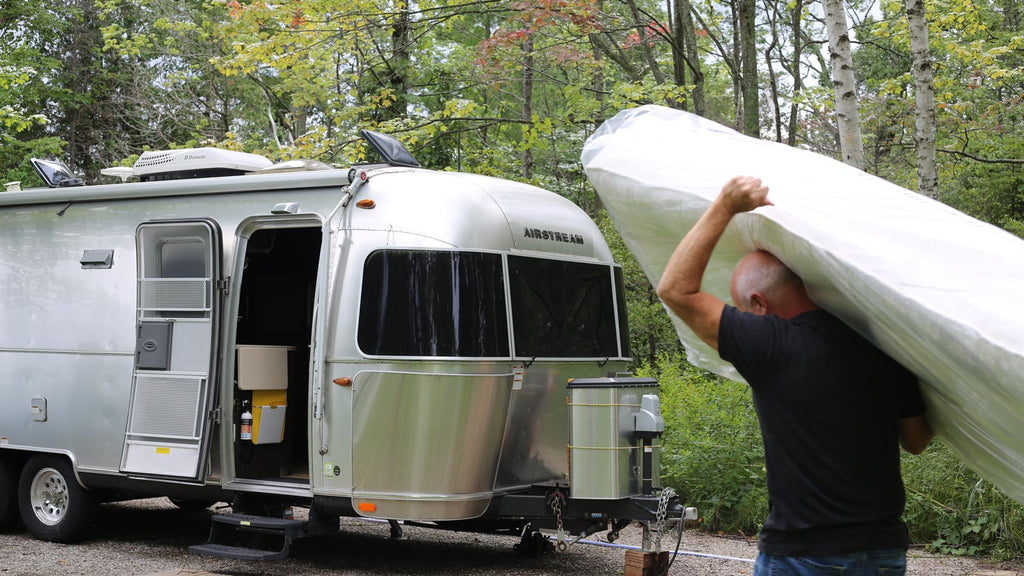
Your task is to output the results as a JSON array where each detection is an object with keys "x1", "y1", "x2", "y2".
[
  {"x1": 290, "y1": 6, "x2": 307, "y2": 29},
  {"x1": 508, "y1": 0, "x2": 600, "y2": 31},
  {"x1": 227, "y1": 0, "x2": 243, "y2": 19},
  {"x1": 623, "y1": 20, "x2": 669, "y2": 49}
]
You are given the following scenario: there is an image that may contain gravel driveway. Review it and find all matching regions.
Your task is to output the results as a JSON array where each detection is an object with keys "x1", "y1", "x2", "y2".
[{"x1": 0, "y1": 498, "x2": 1018, "y2": 576}]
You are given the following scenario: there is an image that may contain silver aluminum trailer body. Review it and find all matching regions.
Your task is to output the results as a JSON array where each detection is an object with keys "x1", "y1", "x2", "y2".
[{"x1": 0, "y1": 163, "x2": 662, "y2": 548}]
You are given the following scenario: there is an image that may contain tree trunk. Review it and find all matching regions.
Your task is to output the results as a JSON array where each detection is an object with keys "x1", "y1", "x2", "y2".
[
  {"x1": 521, "y1": 33, "x2": 534, "y2": 180},
  {"x1": 624, "y1": 0, "x2": 668, "y2": 89},
  {"x1": 386, "y1": 1, "x2": 411, "y2": 119},
  {"x1": 765, "y1": 0, "x2": 783, "y2": 142},
  {"x1": 1000, "y1": 0, "x2": 1021, "y2": 28},
  {"x1": 670, "y1": 0, "x2": 687, "y2": 110},
  {"x1": 738, "y1": 0, "x2": 759, "y2": 136},
  {"x1": 592, "y1": 0, "x2": 607, "y2": 212},
  {"x1": 823, "y1": 0, "x2": 865, "y2": 168},
  {"x1": 731, "y1": 0, "x2": 743, "y2": 130},
  {"x1": 787, "y1": 0, "x2": 805, "y2": 146},
  {"x1": 590, "y1": 31, "x2": 641, "y2": 82},
  {"x1": 906, "y1": 0, "x2": 938, "y2": 198},
  {"x1": 672, "y1": 0, "x2": 706, "y2": 115}
]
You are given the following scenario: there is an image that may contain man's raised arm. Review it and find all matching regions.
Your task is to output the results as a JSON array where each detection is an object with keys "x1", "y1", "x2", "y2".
[{"x1": 656, "y1": 176, "x2": 771, "y2": 350}]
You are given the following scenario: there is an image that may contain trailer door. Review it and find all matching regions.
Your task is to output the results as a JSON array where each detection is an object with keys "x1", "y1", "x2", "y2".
[{"x1": 120, "y1": 220, "x2": 221, "y2": 481}]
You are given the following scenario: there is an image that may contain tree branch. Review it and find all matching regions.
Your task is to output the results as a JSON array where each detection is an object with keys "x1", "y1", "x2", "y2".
[{"x1": 937, "y1": 148, "x2": 1024, "y2": 164}]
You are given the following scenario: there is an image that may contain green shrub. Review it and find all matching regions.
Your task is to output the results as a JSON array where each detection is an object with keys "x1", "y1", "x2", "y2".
[
  {"x1": 642, "y1": 354, "x2": 767, "y2": 534},
  {"x1": 902, "y1": 442, "x2": 1024, "y2": 559}
]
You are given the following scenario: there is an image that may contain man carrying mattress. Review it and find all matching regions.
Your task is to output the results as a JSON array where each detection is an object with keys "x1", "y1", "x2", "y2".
[{"x1": 656, "y1": 175, "x2": 935, "y2": 576}]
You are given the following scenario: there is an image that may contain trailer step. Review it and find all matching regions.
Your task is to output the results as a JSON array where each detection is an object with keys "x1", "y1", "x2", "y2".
[
  {"x1": 188, "y1": 542, "x2": 292, "y2": 561},
  {"x1": 189, "y1": 514, "x2": 307, "y2": 561}
]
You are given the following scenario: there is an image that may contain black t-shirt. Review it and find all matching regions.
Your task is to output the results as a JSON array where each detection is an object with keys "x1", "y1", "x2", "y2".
[{"x1": 718, "y1": 306, "x2": 926, "y2": 556}]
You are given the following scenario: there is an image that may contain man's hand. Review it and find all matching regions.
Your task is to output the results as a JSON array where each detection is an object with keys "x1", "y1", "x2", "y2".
[
  {"x1": 717, "y1": 176, "x2": 772, "y2": 215},
  {"x1": 899, "y1": 414, "x2": 935, "y2": 455},
  {"x1": 656, "y1": 176, "x2": 770, "y2": 350}
]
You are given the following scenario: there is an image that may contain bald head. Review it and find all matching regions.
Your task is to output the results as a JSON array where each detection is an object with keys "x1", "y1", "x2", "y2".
[{"x1": 730, "y1": 251, "x2": 818, "y2": 318}]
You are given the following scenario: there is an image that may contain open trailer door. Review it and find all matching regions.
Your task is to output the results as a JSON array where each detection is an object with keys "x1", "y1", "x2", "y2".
[{"x1": 120, "y1": 220, "x2": 222, "y2": 482}]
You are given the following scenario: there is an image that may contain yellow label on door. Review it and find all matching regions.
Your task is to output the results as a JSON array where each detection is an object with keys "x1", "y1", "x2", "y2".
[{"x1": 156, "y1": 447, "x2": 171, "y2": 455}]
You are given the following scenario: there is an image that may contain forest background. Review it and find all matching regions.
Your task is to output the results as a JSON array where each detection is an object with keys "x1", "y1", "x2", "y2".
[{"x1": 2, "y1": 0, "x2": 1023, "y2": 559}]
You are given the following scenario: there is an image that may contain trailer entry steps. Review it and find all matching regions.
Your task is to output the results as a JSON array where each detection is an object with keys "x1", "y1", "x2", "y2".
[{"x1": 189, "y1": 514, "x2": 307, "y2": 561}]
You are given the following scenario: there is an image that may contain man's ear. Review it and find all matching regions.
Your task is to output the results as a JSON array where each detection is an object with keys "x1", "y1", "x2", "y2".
[{"x1": 749, "y1": 292, "x2": 768, "y2": 315}]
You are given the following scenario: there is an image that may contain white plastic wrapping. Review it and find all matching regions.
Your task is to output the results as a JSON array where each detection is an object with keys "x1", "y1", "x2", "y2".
[{"x1": 582, "y1": 105, "x2": 1024, "y2": 504}]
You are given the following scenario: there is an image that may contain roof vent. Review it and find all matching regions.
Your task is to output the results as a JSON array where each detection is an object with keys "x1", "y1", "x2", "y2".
[{"x1": 131, "y1": 148, "x2": 272, "y2": 182}]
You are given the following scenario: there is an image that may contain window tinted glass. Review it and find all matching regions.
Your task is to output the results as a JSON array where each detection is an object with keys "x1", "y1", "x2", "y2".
[
  {"x1": 508, "y1": 256, "x2": 618, "y2": 358},
  {"x1": 358, "y1": 250, "x2": 509, "y2": 357},
  {"x1": 614, "y1": 266, "x2": 631, "y2": 358},
  {"x1": 160, "y1": 240, "x2": 206, "y2": 278}
]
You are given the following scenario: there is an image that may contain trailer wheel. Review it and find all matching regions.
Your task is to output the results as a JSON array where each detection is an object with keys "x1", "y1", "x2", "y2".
[
  {"x1": 0, "y1": 457, "x2": 21, "y2": 531},
  {"x1": 18, "y1": 455, "x2": 96, "y2": 543}
]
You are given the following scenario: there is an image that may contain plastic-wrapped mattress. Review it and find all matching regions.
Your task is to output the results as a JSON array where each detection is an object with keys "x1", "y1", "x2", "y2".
[{"x1": 582, "y1": 105, "x2": 1024, "y2": 504}]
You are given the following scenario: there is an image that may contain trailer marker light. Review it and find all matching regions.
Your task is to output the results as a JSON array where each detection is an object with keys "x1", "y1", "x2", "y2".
[
  {"x1": 358, "y1": 502, "x2": 377, "y2": 513},
  {"x1": 356, "y1": 199, "x2": 375, "y2": 209},
  {"x1": 333, "y1": 377, "x2": 352, "y2": 386}
]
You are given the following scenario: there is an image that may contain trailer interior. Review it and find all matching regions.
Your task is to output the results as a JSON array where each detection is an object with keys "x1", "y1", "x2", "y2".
[{"x1": 232, "y1": 226, "x2": 322, "y2": 485}]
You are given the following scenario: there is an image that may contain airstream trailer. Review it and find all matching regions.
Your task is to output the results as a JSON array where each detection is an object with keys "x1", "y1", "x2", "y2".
[{"x1": 0, "y1": 133, "x2": 684, "y2": 560}]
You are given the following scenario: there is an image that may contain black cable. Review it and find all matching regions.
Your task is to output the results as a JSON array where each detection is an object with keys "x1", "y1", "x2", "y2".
[{"x1": 662, "y1": 518, "x2": 685, "y2": 575}]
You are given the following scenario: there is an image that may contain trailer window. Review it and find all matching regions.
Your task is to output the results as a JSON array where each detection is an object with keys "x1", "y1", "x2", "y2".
[
  {"x1": 508, "y1": 256, "x2": 620, "y2": 358},
  {"x1": 615, "y1": 266, "x2": 631, "y2": 358},
  {"x1": 160, "y1": 239, "x2": 207, "y2": 278},
  {"x1": 358, "y1": 250, "x2": 509, "y2": 357}
]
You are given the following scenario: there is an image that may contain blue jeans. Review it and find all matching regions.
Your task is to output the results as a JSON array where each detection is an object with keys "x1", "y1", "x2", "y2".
[{"x1": 754, "y1": 549, "x2": 907, "y2": 576}]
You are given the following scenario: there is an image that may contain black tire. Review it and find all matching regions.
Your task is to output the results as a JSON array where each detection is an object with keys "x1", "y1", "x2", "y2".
[
  {"x1": 0, "y1": 457, "x2": 21, "y2": 531},
  {"x1": 18, "y1": 455, "x2": 96, "y2": 543}
]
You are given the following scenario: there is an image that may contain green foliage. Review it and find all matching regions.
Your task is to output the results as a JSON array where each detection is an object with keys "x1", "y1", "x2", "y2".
[
  {"x1": 641, "y1": 354, "x2": 767, "y2": 534},
  {"x1": 902, "y1": 441, "x2": 1024, "y2": 559},
  {"x1": 0, "y1": 1, "x2": 67, "y2": 184}
]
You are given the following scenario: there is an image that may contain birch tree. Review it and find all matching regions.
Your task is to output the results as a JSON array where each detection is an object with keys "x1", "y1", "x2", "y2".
[
  {"x1": 906, "y1": 0, "x2": 937, "y2": 197},
  {"x1": 823, "y1": 0, "x2": 865, "y2": 168}
]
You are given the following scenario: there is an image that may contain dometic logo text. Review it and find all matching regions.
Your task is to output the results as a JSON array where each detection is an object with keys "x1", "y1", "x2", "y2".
[{"x1": 523, "y1": 228, "x2": 585, "y2": 245}]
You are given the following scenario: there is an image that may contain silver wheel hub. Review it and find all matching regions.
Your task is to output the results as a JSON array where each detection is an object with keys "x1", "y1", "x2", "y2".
[{"x1": 30, "y1": 467, "x2": 69, "y2": 526}]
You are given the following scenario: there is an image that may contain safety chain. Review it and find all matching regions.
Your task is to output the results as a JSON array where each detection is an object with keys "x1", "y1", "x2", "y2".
[
  {"x1": 654, "y1": 487, "x2": 676, "y2": 552},
  {"x1": 547, "y1": 489, "x2": 568, "y2": 551}
]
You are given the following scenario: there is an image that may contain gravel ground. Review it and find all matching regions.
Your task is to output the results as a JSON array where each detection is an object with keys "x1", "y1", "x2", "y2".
[{"x1": 0, "y1": 498, "x2": 1020, "y2": 576}]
